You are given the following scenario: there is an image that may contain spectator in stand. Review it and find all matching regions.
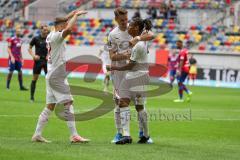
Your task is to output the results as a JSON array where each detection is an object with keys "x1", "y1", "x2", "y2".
[
  {"x1": 132, "y1": 8, "x2": 141, "y2": 19},
  {"x1": 147, "y1": 6, "x2": 157, "y2": 19},
  {"x1": 168, "y1": 0, "x2": 177, "y2": 20},
  {"x1": 159, "y1": 3, "x2": 168, "y2": 19}
]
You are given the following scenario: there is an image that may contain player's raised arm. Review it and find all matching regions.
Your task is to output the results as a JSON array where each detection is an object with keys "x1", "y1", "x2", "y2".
[{"x1": 62, "y1": 10, "x2": 87, "y2": 39}]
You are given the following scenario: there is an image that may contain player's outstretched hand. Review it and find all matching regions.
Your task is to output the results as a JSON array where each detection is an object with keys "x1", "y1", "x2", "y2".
[{"x1": 76, "y1": 10, "x2": 88, "y2": 16}]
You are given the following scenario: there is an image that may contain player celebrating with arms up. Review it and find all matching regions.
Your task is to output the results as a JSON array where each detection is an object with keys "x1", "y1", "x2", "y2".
[
  {"x1": 107, "y1": 18, "x2": 153, "y2": 144},
  {"x1": 28, "y1": 25, "x2": 49, "y2": 102},
  {"x1": 32, "y1": 10, "x2": 90, "y2": 143},
  {"x1": 174, "y1": 40, "x2": 192, "y2": 103}
]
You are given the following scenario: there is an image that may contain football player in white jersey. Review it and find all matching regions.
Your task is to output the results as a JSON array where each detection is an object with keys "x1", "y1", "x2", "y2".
[
  {"x1": 107, "y1": 18, "x2": 153, "y2": 144},
  {"x1": 108, "y1": 7, "x2": 154, "y2": 143},
  {"x1": 32, "y1": 10, "x2": 90, "y2": 143},
  {"x1": 99, "y1": 46, "x2": 111, "y2": 93}
]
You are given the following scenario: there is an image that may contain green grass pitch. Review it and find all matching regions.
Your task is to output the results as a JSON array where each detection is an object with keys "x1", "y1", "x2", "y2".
[{"x1": 0, "y1": 73, "x2": 240, "y2": 160}]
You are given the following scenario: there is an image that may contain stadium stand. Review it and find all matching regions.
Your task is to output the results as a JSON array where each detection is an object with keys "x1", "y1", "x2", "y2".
[
  {"x1": 0, "y1": 0, "x2": 36, "y2": 19},
  {"x1": 0, "y1": 0, "x2": 239, "y2": 53},
  {"x1": 63, "y1": 0, "x2": 229, "y2": 14},
  {"x1": 0, "y1": 17, "x2": 229, "y2": 52},
  {"x1": 91, "y1": 0, "x2": 227, "y2": 9},
  {"x1": 195, "y1": 25, "x2": 240, "y2": 52}
]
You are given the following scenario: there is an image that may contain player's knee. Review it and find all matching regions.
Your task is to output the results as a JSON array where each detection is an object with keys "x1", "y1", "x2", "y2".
[
  {"x1": 47, "y1": 104, "x2": 55, "y2": 111},
  {"x1": 119, "y1": 98, "x2": 130, "y2": 108},
  {"x1": 64, "y1": 101, "x2": 73, "y2": 107}
]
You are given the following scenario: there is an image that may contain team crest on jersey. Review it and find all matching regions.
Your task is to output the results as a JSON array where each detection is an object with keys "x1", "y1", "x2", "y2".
[{"x1": 119, "y1": 41, "x2": 130, "y2": 50}]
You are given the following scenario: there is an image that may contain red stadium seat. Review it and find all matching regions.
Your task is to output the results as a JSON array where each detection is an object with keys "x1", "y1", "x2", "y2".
[{"x1": 199, "y1": 44, "x2": 206, "y2": 51}]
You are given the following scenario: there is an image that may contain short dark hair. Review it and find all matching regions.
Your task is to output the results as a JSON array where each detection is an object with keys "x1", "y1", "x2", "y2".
[
  {"x1": 114, "y1": 7, "x2": 128, "y2": 17},
  {"x1": 131, "y1": 18, "x2": 152, "y2": 33},
  {"x1": 177, "y1": 40, "x2": 183, "y2": 43},
  {"x1": 54, "y1": 17, "x2": 68, "y2": 26}
]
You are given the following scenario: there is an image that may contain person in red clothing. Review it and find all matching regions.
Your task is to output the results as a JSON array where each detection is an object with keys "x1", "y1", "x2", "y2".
[
  {"x1": 6, "y1": 28, "x2": 28, "y2": 91},
  {"x1": 174, "y1": 40, "x2": 192, "y2": 102}
]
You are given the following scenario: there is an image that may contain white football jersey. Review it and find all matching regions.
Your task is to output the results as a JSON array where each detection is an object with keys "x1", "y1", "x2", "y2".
[
  {"x1": 46, "y1": 31, "x2": 66, "y2": 72},
  {"x1": 127, "y1": 41, "x2": 149, "y2": 79},
  {"x1": 130, "y1": 41, "x2": 148, "y2": 63},
  {"x1": 108, "y1": 26, "x2": 132, "y2": 66}
]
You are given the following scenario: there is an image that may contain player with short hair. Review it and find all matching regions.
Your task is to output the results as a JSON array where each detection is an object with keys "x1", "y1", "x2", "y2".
[
  {"x1": 174, "y1": 40, "x2": 192, "y2": 103},
  {"x1": 28, "y1": 25, "x2": 49, "y2": 102},
  {"x1": 32, "y1": 10, "x2": 90, "y2": 143},
  {"x1": 107, "y1": 18, "x2": 153, "y2": 144},
  {"x1": 108, "y1": 7, "x2": 154, "y2": 143},
  {"x1": 6, "y1": 28, "x2": 28, "y2": 91}
]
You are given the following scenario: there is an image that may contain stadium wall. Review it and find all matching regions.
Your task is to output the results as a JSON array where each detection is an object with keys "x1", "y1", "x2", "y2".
[
  {"x1": 178, "y1": 9, "x2": 224, "y2": 28},
  {"x1": 25, "y1": 0, "x2": 59, "y2": 21},
  {"x1": 189, "y1": 51, "x2": 240, "y2": 88},
  {"x1": 0, "y1": 42, "x2": 239, "y2": 88}
]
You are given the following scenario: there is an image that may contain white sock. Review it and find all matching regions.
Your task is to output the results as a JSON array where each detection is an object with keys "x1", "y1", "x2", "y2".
[
  {"x1": 138, "y1": 109, "x2": 149, "y2": 137},
  {"x1": 114, "y1": 105, "x2": 122, "y2": 134},
  {"x1": 137, "y1": 112, "x2": 143, "y2": 133},
  {"x1": 34, "y1": 107, "x2": 52, "y2": 136},
  {"x1": 65, "y1": 105, "x2": 78, "y2": 137},
  {"x1": 120, "y1": 107, "x2": 130, "y2": 136}
]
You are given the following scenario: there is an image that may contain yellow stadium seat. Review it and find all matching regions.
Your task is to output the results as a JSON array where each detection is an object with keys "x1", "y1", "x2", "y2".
[
  {"x1": 233, "y1": 26, "x2": 239, "y2": 33},
  {"x1": 234, "y1": 46, "x2": 240, "y2": 52},
  {"x1": 213, "y1": 40, "x2": 220, "y2": 46},
  {"x1": 159, "y1": 38, "x2": 166, "y2": 45},
  {"x1": 36, "y1": 21, "x2": 41, "y2": 28}
]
